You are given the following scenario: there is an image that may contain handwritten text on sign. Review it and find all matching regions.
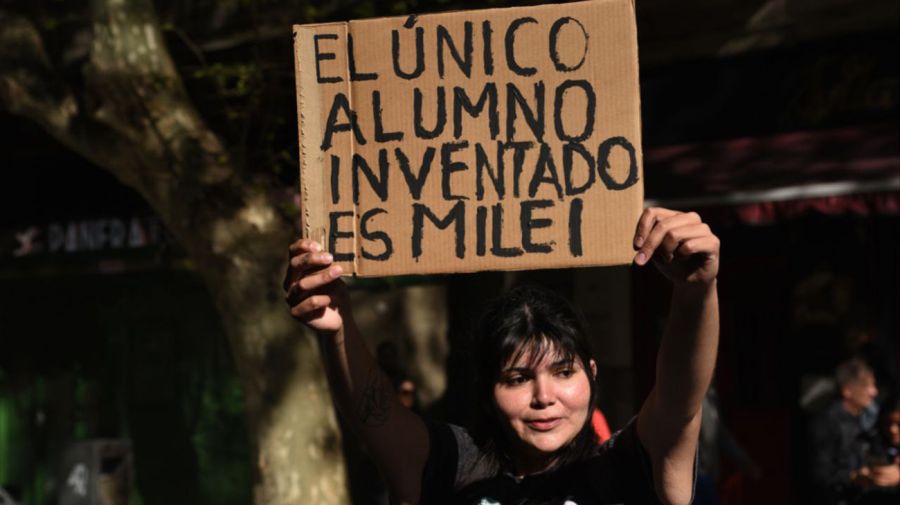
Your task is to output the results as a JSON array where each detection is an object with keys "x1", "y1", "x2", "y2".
[{"x1": 295, "y1": 0, "x2": 643, "y2": 275}]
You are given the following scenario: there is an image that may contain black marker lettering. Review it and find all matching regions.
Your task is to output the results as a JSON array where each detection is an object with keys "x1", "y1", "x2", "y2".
[
  {"x1": 352, "y1": 150, "x2": 389, "y2": 204},
  {"x1": 437, "y1": 22, "x2": 473, "y2": 78},
  {"x1": 482, "y1": 20, "x2": 494, "y2": 76},
  {"x1": 412, "y1": 201, "x2": 466, "y2": 259},
  {"x1": 348, "y1": 34, "x2": 378, "y2": 81},
  {"x1": 505, "y1": 17, "x2": 538, "y2": 76},
  {"x1": 504, "y1": 141, "x2": 534, "y2": 198},
  {"x1": 328, "y1": 211, "x2": 355, "y2": 262},
  {"x1": 373, "y1": 91, "x2": 403, "y2": 143},
  {"x1": 549, "y1": 17, "x2": 588, "y2": 72},
  {"x1": 453, "y1": 83, "x2": 499, "y2": 139},
  {"x1": 476, "y1": 205, "x2": 488, "y2": 256},
  {"x1": 441, "y1": 141, "x2": 469, "y2": 200},
  {"x1": 568, "y1": 197, "x2": 583, "y2": 257},
  {"x1": 491, "y1": 203, "x2": 523, "y2": 257},
  {"x1": 529, "y1": 143, "x2": 563, "y2": 199},
  {"x1": 314, "y1": 34, "x2": 342, "y2": 84},
  {"x1": 475, "y1": 141, "x2": 504, "y2": 201},
  {"x1": 395, "y1": 146, "x2": 435, "y2": 200},
  {"x1": 360, "y1": 208, "x2": 392, "y2": 261},
  {"x1": 321, "y1": 93, "x2": 366, "y2": 151},
  {"x1": 521, "y1": 199, "x2": 554, "y2": 253},
  {"x1": 554, "y1": 80, "x2": 595, "y2": 142},
  {"x1": 392, "y1": 26, "x2": 425, "y2": 79},
  {"x1": 563, "y1": 143, "x2": 595, "y2": 195},
  {"x1": 330, "y1": 154, "x2": 341, "y2": 204},
  {"x1": 597, "y1": 136, "x2": 639, "y2": 190},
  {"x1": 506, "y1": 81, "x2": 545, "y2": 142},
  {"x1": 414, "y1": 87, "x2": 447, "y2": 139}
]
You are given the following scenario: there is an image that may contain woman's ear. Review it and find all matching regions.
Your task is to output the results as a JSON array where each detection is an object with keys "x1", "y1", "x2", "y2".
[{"x1": 590, "y1": 359, "x2": 598, "y2": 380}]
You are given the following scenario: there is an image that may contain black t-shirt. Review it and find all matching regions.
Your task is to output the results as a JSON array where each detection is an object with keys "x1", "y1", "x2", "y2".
[{"x1": 419, "y1": 419, "x2": 668, "y2": 505}]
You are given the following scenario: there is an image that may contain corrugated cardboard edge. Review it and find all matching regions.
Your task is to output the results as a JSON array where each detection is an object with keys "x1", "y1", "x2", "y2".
[
  {"x1": 293, "y1": 25, "x2": 319, "y2": 242},
  {"x1": 627, "y1": 0, "x2": 645, "y2": 226},
  {"x1": 291, "y1": 24, "x2": 336, "y2": 271},
  {"x1": 294, "y1": 22, "x2": 362, "y2": 274}
]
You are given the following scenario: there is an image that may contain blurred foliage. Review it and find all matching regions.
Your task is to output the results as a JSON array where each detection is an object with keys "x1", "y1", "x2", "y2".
[
  {"x1": 0, "y1": 271, "x2": 251, "y2": 505},
  {"x1": 192, "y1": 378, "x2": 252, "y2": 505}
]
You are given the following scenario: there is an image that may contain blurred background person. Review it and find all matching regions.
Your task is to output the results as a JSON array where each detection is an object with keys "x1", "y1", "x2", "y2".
[
  {"x1": 857, "y1": 395, "x2": 900, "y2": 504},
  {"x1": 810, "y1": 358, "x2": 880, "y2": 504}
]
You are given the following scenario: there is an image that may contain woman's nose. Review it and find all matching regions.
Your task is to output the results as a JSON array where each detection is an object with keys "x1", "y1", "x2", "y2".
[{"x1": 531, "y1": 376, "x2": 555, "y2": 407}]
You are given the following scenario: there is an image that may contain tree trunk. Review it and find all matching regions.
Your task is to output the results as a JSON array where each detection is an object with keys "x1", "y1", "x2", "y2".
[
  {"x1": 196, "y1": 219, "x2": 348, "y2": 505},
  {"x1": 0, "y1": 2, "x2": 349, "y2": 504}
]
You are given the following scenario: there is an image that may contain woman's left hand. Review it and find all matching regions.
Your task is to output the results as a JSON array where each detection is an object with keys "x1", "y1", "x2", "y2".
[{"x1": 632, "y1": 207, "x2": 720, "y2": 286}]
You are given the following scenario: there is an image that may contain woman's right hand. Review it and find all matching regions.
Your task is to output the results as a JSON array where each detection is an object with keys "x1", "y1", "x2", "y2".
[{"x1": 283, "y1": 239, "x2": 348, "y2": 333}]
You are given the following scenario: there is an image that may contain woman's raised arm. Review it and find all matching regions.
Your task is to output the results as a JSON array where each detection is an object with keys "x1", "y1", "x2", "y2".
[
  {"x1": 284, "y1": 239, "x2": 429, "y2": 505},
  {"x1": 631, "y1": 208, "x2": 721, "y2": 505}
]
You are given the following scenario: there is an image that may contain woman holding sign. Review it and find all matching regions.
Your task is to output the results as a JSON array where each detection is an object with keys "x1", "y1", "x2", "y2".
[{"x1": 284, "y1": 207, "x2": 719, "y2": 505}]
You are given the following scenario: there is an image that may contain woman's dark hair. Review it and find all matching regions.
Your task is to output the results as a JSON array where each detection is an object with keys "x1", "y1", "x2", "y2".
[{"x1": 471, "y1": 284, "x2": 599, "y2": 472}]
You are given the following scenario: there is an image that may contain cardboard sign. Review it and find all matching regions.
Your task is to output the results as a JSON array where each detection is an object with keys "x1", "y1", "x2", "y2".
[{"x1": 293, "y1": 0, "x2": 643, "y2": 276}]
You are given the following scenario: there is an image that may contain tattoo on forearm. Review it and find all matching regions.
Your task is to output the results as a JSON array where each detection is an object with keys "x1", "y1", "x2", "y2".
[{"x1": 358, "y1": 365, "x2": 391, "y2": 427}]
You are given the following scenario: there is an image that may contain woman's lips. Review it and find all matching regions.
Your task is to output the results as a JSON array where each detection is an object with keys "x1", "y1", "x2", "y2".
[{"x1": 525, "y1": 418, "x2": 562, "y2": 431}]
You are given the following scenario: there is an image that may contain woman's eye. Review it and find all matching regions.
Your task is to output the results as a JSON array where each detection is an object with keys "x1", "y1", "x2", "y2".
[
  {"x1": 556, "y1": 368, "x2": 575, "y2": 378},
  {"x1": 504, "y1": 375, "x2": 527, "y2": 385}
]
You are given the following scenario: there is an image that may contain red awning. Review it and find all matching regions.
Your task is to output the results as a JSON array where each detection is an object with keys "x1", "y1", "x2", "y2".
[{"x1": 644, "y1": 122, "x2": 900, "y2": 223}]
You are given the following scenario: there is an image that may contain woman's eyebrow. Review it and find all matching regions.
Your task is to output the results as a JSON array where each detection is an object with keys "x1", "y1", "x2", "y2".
[
  {"x1": 500, "y1": 366, "x2": 532, "y2": 374},
  {"x1": 548, "y1": 358, "x2": 579, "y2": 370}
]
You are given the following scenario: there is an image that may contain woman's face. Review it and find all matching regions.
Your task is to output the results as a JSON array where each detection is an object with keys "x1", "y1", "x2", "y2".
[{"x1": 493, "y1": 345, "x2": 595, "y2": 472}]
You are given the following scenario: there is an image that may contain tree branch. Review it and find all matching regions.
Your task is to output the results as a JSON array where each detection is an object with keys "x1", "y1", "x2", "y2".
[
  {"x1": 0, "y1": 3, "x2": 279, "y2": 245},
  {"x1": 84, "y1": 0, "x2": 231, "y2": 185},
  {"x1": 0, "y1": 12, "x2": 79, "y2": 144}
]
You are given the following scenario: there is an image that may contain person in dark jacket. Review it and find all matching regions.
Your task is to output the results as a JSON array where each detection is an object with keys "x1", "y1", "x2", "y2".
[{"x1": 810, "y1": 358, "x2": 884, "y2": 504}]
